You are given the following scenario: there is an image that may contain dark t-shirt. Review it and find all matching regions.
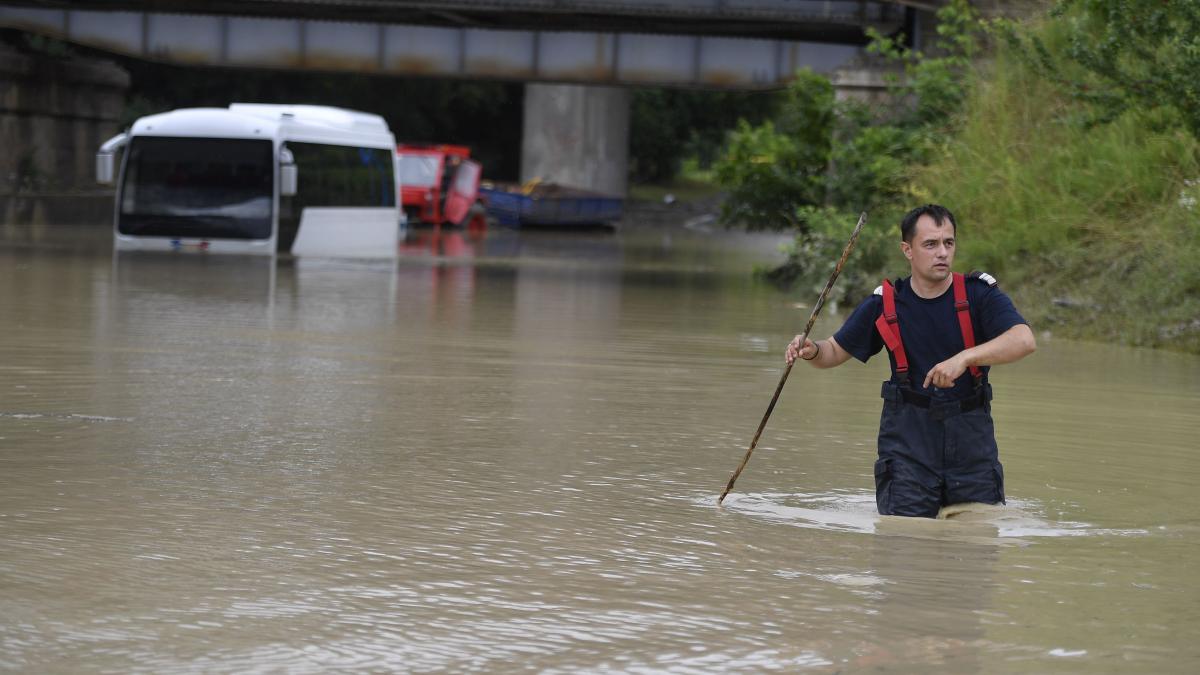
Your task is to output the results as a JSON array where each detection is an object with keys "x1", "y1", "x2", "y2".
[{"x1": 833, "y1": 275, "x2": 1027, "y2": 401}]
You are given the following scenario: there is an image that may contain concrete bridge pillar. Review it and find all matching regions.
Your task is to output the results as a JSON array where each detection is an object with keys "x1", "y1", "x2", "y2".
[
  {"x1": 0, "y1": 43, "x2": 129, "y2": 226},
  {"x1": 520, "y1": 83, "x2": 630, "y2": 198}
]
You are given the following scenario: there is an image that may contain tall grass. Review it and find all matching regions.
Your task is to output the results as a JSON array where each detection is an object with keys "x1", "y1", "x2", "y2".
[{"x1": 910, "y1": 23, "x2": 1200, "y2": 351}]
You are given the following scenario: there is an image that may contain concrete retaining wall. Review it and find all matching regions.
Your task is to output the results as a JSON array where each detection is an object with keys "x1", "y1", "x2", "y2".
[{"x1": 0, "y1": 42, "x2": 128, "y2": 226}]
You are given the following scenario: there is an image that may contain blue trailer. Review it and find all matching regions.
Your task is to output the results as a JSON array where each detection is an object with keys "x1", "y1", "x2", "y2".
[{"x1": 479, "y1": 182, "x2": 623, "y2": 227}]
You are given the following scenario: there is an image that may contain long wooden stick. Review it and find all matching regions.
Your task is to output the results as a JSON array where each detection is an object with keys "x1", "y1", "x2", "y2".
[{"x1": 718, "y1": 212, "x2": 867, "y2": 505}]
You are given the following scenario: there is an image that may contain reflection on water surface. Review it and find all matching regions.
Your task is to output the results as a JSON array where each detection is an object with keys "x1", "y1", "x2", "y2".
[{"x1": 2, "y1": 222, "x2": 1199, "y2": 672}]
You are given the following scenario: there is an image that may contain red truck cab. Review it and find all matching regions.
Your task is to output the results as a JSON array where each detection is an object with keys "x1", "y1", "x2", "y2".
[{"x1": 396, "y1": 144, "x2": 485, "y2": 228}]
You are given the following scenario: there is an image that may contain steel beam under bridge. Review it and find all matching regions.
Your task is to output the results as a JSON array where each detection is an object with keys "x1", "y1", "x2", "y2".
[{"x1": 0, "y1": 3, "x2": 908, "y2": 89}]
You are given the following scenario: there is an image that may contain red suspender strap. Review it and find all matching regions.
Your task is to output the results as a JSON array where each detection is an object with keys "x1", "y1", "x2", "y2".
[
  {"x1": 874, "y1": 279, "x2": 909, "y2": 377},
  {"x1": 952, "y1": 272, "x2": 984, "y2": 381}
]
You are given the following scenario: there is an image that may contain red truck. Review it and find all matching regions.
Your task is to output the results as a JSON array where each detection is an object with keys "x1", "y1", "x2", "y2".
[{"x1": 396, "y1": 144, "x2": 487, "y2": 229}]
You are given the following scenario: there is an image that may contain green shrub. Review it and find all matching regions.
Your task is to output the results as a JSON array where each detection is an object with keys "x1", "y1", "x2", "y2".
[
  {"x1": 741, "y1": 0, "x2": 985, "y2": 292},
  {"x1": 712, "y1": 70, "x2": 834, "y2": 231}
]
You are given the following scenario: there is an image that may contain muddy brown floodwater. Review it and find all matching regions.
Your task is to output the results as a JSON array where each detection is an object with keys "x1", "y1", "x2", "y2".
[{"x1": 2, "y1": 222, "x2": 1199, "y2": 673}]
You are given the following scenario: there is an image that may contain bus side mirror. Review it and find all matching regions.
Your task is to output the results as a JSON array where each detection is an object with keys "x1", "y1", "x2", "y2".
[
  {"x1": 96, "y1": 153, "x2": 115, "y2": 184},
  {"x1": 280, "y1": 164, "x2": 298, "y2": 196},
  {"x1": 96, "y1": 132, "x2": 128, "y2": 185},
  {"x1": 279, "y1": 147, "x2": 297, "y2": 196}
]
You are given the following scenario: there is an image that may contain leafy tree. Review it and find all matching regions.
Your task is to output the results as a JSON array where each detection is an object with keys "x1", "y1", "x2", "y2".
[
  {"x1": 713, "y1": 0, "x2": 987, "y2": 294},
  {"x1": 1010, "y1": 0, "x2": 1200, "y2": 137},
  {"x1": 629, "y1": 89, "x2": 689, "y2": 183},
  {"x1": 628, "y1": 88, "x2": 777, "y2": 184},
  {"x1": 714, "y1": 1, "x2": 983, "y2": 231},
  {"x1": 712, "y1": 69, "x2": 834, "y2": 230}
]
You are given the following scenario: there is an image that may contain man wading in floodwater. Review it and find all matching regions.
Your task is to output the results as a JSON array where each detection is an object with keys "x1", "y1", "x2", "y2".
[{"x1": 785, "y1": 205, "x2": 1036, "y2": 518}]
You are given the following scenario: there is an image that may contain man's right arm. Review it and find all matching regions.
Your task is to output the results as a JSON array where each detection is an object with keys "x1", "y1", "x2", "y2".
[
  {"x1": 784, "y1": 292, "x2": 883, "y2": 368},
  {"x1": 785, "y1": 336, "x2": 854, "y2": 369}
]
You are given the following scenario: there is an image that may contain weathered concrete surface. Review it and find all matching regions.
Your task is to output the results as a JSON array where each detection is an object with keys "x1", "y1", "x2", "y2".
[
  {"x1": 520, "y1": 83, "x2": 630, "y2": 198},
  {"x1": 0, "y1": 42, "x2": 128, "y2": 225},
  {"x1": 831, "y1": 61, "x2": 905, "y2": 104},
  {"x1": 971, "y1": 1, "x2": 1044, "y2": 19}
]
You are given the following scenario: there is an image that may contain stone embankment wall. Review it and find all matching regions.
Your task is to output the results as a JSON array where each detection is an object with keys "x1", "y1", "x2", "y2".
[{"x1": 0, "y1": 43, "x2": 129, "y2": 227}]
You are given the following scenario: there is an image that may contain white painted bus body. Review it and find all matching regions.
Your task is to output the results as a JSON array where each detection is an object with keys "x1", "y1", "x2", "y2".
[{"x1": 104, "y1": 103, "x2": 400, "y2": 258}]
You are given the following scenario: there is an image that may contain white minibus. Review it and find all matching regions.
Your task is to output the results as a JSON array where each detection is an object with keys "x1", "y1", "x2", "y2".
[{"x1": 97, "y1": 103, "x2": 400, "y2": 257}]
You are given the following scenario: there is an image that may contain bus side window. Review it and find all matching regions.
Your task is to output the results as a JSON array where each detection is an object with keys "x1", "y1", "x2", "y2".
[{"x1": 283, "y1": 142, "x2": 396, "y2": 209}]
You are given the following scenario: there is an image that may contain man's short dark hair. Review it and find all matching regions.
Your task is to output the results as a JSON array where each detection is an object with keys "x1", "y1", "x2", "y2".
[{"x1": 900, "y1": 204, "x2": 958, "y2": 243}]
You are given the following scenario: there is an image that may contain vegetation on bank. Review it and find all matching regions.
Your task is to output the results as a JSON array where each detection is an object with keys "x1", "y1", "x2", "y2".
[
  {"x1": 712, "y1": 0, "x2": 1200, "y2": 353},
  {"x1": 920, "y1": 18, "x2": 1200, "y2": 352}
]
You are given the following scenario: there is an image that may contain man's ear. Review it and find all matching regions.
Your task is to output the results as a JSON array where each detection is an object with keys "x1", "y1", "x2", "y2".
[{"x1": 900, "y1": 241, "x2": 912, "y2": 260}]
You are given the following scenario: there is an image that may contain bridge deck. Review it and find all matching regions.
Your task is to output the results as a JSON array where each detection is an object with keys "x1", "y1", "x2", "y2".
[
  {"x1": 0, "y1": 1, "x2": 912, "y2": 88},
  {"x1": 9, "y1": 1, "x2": 911, "y2": 40}
]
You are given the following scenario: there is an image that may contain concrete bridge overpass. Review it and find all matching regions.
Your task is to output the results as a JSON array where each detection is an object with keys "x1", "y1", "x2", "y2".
[
  {"x1": 4, "y1": 1, "x2": 941, "y2": 41},
  {"x1": 0, "y1": 1, "x2": 934, "y2": 89},
  {"x1": 0, "y1": 0, "x2": 943, "y2": 202}
]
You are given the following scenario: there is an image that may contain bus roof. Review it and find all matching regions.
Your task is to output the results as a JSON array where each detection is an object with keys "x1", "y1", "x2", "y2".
[
  {"x1": 128, "y1": 104, "x2": 395, "y2": 149},
  {"x1": 230, "y1": 104, "x2": 389, "y2": 134}
]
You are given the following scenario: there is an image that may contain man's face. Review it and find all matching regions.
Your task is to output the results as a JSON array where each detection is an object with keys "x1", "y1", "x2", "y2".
[{"x1": 901, "y1": 214, "x2": 955, "y2": 284}]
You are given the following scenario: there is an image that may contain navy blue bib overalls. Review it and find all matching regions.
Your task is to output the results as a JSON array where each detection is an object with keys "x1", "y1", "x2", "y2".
[
  {"x1": 874, "y1": 381, "x2": 1003, "y2": 517},
  {"x1": 871, "y1": 273, "x2": 1005, "y2": 518}
]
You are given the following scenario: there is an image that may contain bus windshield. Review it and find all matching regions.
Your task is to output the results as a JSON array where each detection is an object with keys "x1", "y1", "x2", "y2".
[
  {"x1": 397, "y1": 155, "x2": 438, "y2": 187},
  {"x1": 118, "y1": 136, "x2": 273, "y2": 239}
]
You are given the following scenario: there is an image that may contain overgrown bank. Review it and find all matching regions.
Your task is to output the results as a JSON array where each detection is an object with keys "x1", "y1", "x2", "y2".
[
  {"x1": 913, "y1": 26, "x2": 1200, "y2": 352},
  {"x1": 715, "y1": 1, "x2": 1200, "y2": 353}
]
